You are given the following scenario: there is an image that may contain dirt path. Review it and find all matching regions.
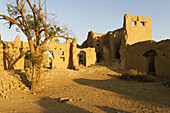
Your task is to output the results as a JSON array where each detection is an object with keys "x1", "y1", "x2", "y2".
[{"x1": 0, "y1": 65, "x2": 170, "y2": 113}]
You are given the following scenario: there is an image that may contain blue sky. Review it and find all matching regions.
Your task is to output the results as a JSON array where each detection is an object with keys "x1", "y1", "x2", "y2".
[{"x1": 0, "y1": 0, "x2": 170, "y2": 44}]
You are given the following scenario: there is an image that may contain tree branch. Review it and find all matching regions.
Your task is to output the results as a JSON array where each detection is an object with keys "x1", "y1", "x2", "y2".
[
  {"x1": 16, "y1": 0, "x2": 26, "y2": 27},
  {"x1": 27, "y1": 0, "x2": 36, "y2": 21},
  {"x1": 0, "y1": 14, "x2": 25, "y2": 33}
]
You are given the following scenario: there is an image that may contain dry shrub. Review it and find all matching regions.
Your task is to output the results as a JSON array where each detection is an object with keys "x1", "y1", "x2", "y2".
[{"x1": 121, "y1": 69, "x2": 154, "y2": 82}]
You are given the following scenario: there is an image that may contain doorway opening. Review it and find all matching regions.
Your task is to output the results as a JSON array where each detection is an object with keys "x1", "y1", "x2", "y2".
[
  {"x1": 78, "y1": 51, "x2": 86, "y2": 66},
  {"x1": 43, "y1": 51, "x2": 53, "y2": 68},
  {"x1": 143, "y1": 50, "x2": 157, "y2": 75}
]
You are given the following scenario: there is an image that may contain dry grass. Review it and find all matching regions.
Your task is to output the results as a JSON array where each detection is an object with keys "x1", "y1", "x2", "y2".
[{"x1": 120, "y1": 69, "x2": 154, "y2": 82}]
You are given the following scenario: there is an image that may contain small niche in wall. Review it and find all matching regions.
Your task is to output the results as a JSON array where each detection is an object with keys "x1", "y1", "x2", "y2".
[
  {"x1": 140, "y1": 22, "x2": 145, "y2": 26},
  {"x1": 60, "y1": 57, "x2": 65, "y2": 61},
  {"x1": 132, "y1": 21, "x2": 136, "y2": 25},
  {"x1": 163, "y1": 54, "x2": 166, "y2": 56}
]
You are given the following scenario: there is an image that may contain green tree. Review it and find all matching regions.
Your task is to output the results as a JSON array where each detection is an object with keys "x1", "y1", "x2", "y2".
[{"x1": 0, "y1": 0, "x2": 71, "y2": 92}]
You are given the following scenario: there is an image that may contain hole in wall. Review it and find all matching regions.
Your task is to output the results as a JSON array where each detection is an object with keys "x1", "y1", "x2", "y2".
[
  {"x1": 42, "y1": 51, "x2": 53, "y2": 68},
  {"x1": 60, "y1": 57, "x2": 65, "y2": 61},
  {"x1": 132, "y1": 21, "x2": 136, "y2": 25},
  {"x1": 78, "y1": 51, "x2": 86, "y2": 66},
  {"x1": 3, "y1": 43, "x2": 6, "y2": 49},
  {"x1": 140, "y1": 22, "x2": 145, "y2": 26},
  {"x1": 61, "y1": 51, "x2": 64, "y2": 55}
]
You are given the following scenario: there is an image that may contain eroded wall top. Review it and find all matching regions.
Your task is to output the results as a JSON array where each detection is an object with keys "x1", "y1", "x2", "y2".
[{"x1": 124, "y1": 14, "x2": 152, "y2": 45}]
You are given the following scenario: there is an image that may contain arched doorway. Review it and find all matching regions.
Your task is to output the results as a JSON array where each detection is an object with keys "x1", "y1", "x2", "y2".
[
  {"x1": 143, "y1": 50, "x2": 157, "y2": 75},
  {"x1": 78, "y1": 51, "x2": 86, "y2": 66},
  {"x1": 43, "y1": 51, "x2": 53, "y2": 68}
]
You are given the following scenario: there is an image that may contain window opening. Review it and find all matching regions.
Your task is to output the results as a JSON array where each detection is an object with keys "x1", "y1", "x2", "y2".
[
  {"x1": 132, "y1": 21, "x2": 136, "y2": 25},
  {"x1": 61, "y1": 51, "x2": 64, "y2": 55},
  {"x1": 140, "y1": 22, "x2": 145, "y2": 26}
]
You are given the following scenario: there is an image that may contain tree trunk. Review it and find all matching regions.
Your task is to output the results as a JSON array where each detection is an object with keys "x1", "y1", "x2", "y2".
[{"x1": 31, "y1": 60, "x2": 42, "y2": 92}]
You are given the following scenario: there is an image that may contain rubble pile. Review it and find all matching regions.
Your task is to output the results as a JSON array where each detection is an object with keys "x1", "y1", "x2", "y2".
[{"x1": 0, "y1": 71, "x2": 29, "y2": 99}]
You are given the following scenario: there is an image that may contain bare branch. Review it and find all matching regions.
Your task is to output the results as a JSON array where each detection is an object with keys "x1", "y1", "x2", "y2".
[
  {"x1": 16, "y1": 0, "x2": 26, "y2": 27},
  {"x1": 27, "y1": 0, "x2": 36, "y2": 20},
  {"x1": 0, "y1": 14, "x2": 25, "y2": 32}
]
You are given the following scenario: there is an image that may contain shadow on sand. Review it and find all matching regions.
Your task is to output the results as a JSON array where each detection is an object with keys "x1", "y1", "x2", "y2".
[
  {"x1": 38, "y1": 97, "x2": 129, "y2": 113},
  {"x1": 73, "y1": 73, "x2": 170, "y2": 107},
  {"x1": 14, "y1": 69, "x2": 31, "y2": 88},
  {"x1": 38, "y1": 97, "x2": 90, "y2": 113},
  {"x1": 96, "y1": 105, "x2": 129, "y2": 113}
]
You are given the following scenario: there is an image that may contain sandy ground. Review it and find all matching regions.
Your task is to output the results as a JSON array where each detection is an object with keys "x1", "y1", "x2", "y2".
[{"x1": 0, "y1": 64, "x2": 170, "y2": 113}]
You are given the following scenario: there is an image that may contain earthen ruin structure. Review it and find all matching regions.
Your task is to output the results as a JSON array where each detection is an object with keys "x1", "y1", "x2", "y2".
[
  {"x1": 0, "y1": 35, "x2": 96, "y2": 71},
  {"x1": 81, "y1": 14, "x2": 170, "y2": 78},
  {"x1": 0, "y1": 14, "x2": 169, "y2": 79}
]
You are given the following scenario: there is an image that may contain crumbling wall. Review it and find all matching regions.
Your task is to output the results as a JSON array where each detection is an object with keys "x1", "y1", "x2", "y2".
[
  {"x1": 109, "y1": 29, "x2": 123, "y2": 60},
  {"x1": 81, "y1": 31, "x2": 105, "y2": 48},
  {"x1": 0, "y1": 33, "x2": 96, "y2": 71},
  {"x1": 125, "y1": 40, "x2": 170, "y2": 78},
  {"x1": 77, "y1": 48, "x2": 96, "y2": 67},
  {"x1": 81, "y1": 31, "x2": 106, "y2": 62},
  {"x1": 154, "y1": 40, "x2": 170, "y2": 78},
  {"x1": 44, "y1": 38, "x2": 72, "y2": 69},
  {"x1": 120, "y1": 14, "x2": 153, "y2": 68},
  {"x1": 0, "y1": 41, "x2": 3, "y2": 70},
  {"x1": 72, "y1": 38, "x2": 79, "y2": 68},
  {"x1": 73, "y1": 38, "x2": 96, "y2": 69},
  {"x1": 3, "y1": 35, "x2": 26, "y2": 70},
  {"x1": 81, "y1": 29, "x2": 123, "y2": 63},
  {"x1": 124, "y1": 14, "x2": 152, "y2": 45}
]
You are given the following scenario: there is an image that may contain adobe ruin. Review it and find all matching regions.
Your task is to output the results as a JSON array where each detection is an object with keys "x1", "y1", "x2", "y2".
[
  {"x1": 81, "y1": 14, "x2": 170, "y2": 78},
  {"x1": 0, "y1": 35, "x2": 96, "y2": 71},
  {"x1": 0, "y1": 14, "x2": 169, "y2": 79}
]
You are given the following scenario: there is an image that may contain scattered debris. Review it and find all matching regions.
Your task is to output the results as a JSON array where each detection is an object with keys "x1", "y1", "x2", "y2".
[
  {"x1": 163, "y1": 81, "x2": 170, "y2": 88},
  {"x1": 58, "y1": 97, "x2": 72, "y2": 103},
  {"x1": 31, "y1": 92, "x2": 36, "y2": 95},
  {"x1": 0, "y1": 71, "x2": 30, "y2": 99}
]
